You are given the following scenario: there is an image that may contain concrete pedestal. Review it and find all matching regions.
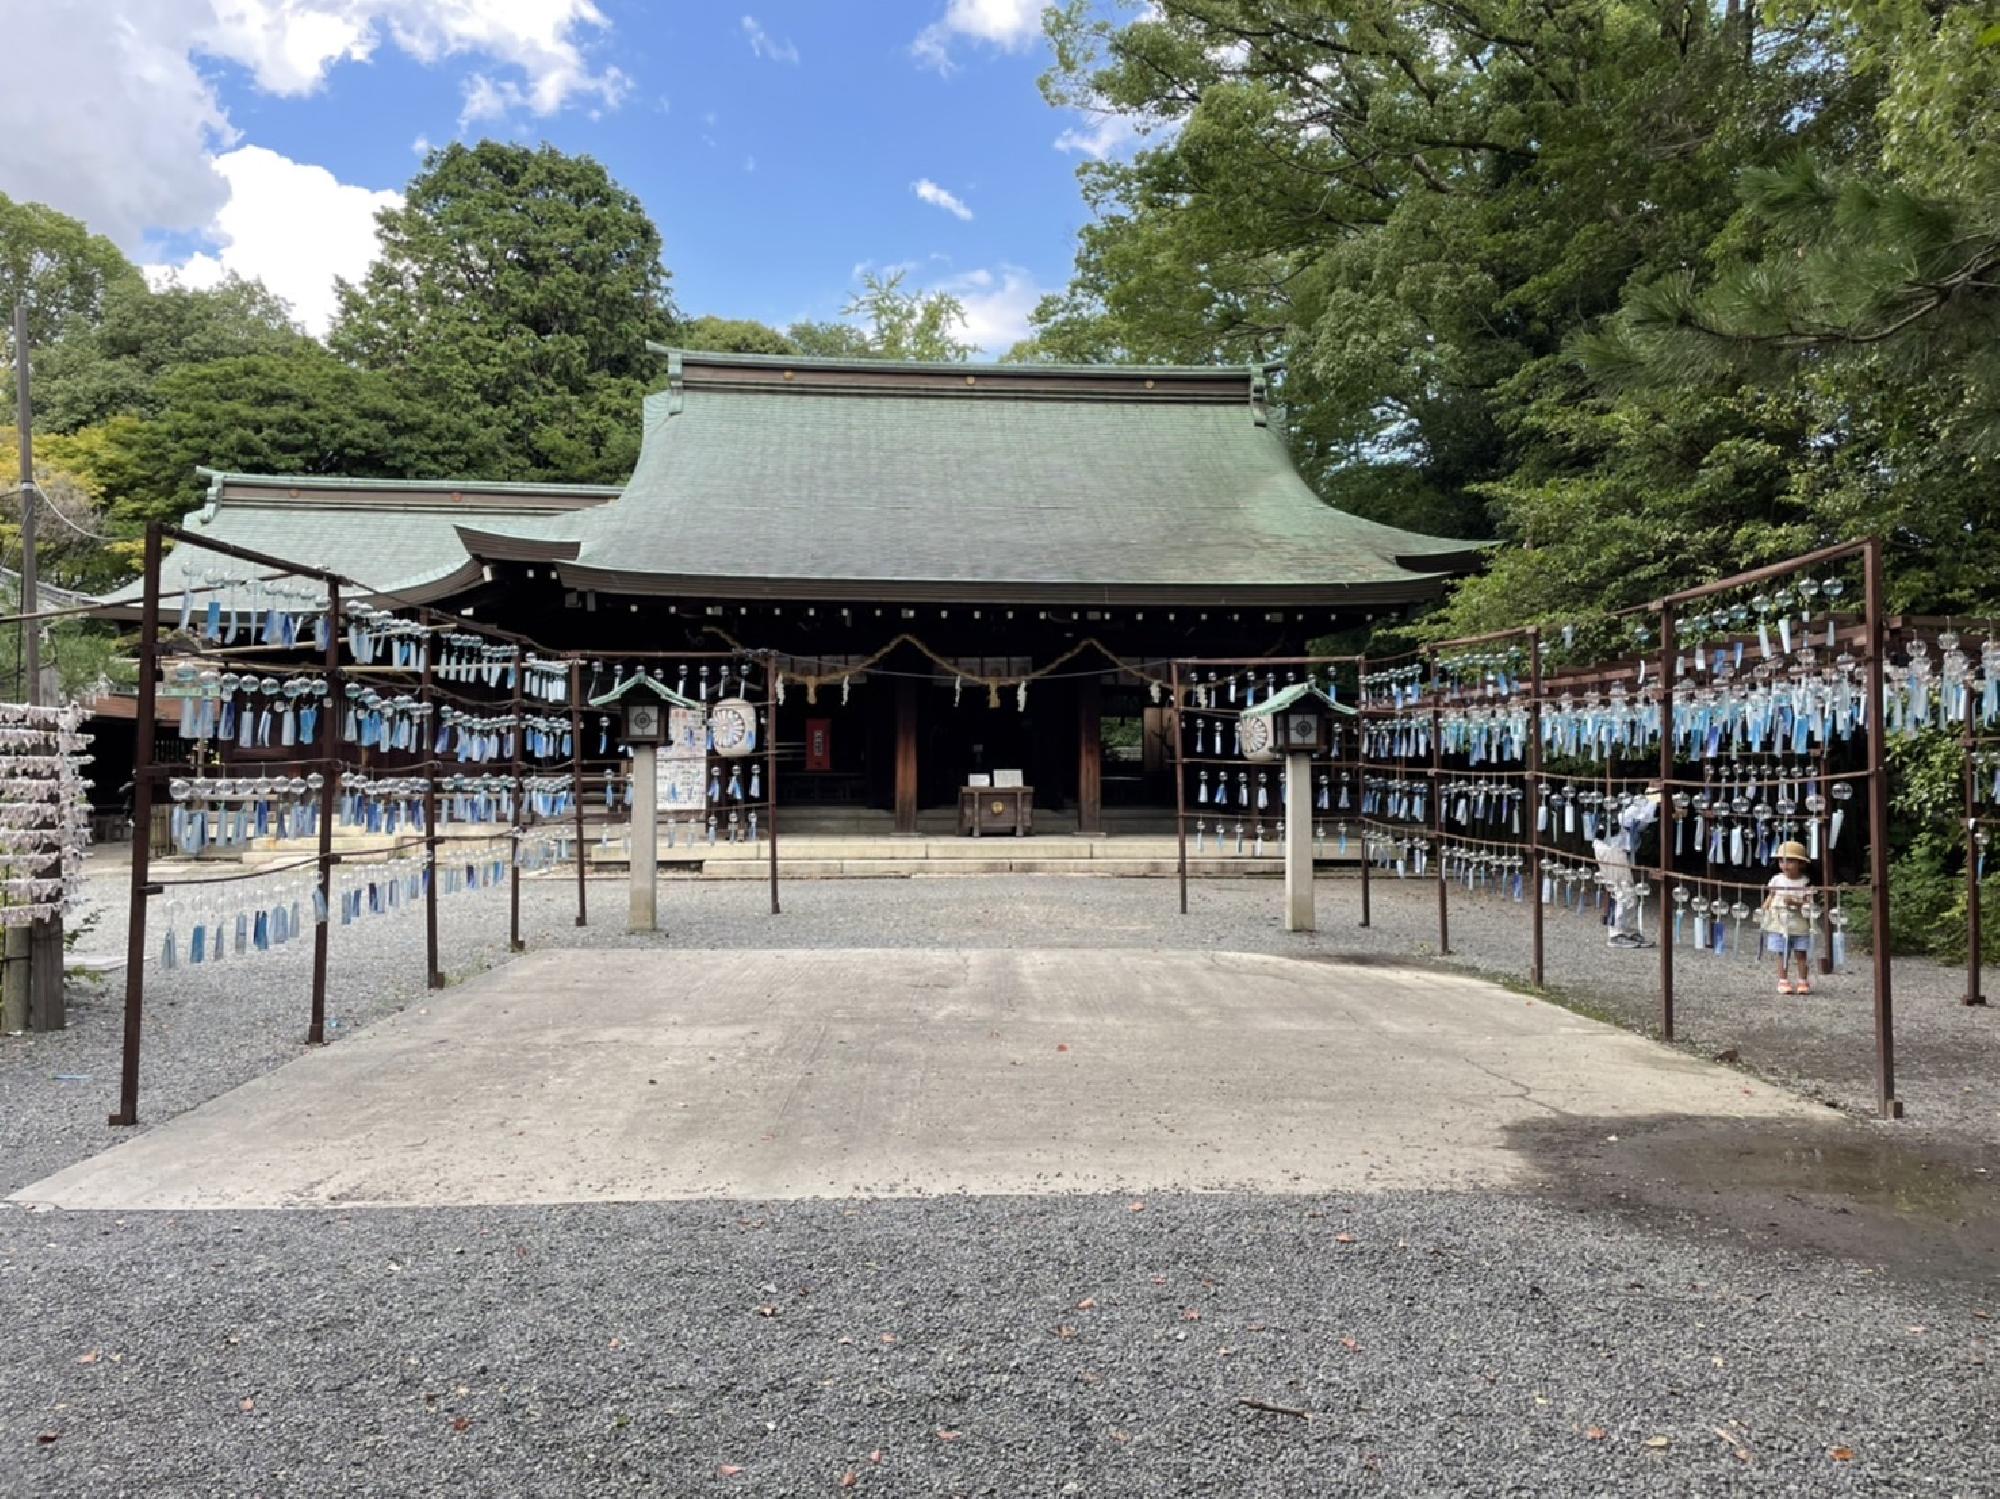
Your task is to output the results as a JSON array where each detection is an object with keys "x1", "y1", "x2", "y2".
[
  {"x1": 1284, "y1": 750, "x2": 1314, "y2": 932},
  {"x1": 629, "y1": 744, "x2": 658, "y2": 932}
]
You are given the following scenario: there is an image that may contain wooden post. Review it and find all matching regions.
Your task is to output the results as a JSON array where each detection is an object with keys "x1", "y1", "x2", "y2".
[
  {"x1": 894, "y1": 676, "x2": 918, "y2": 836},
  {"x1": 570, "y1": 658, "x2": 588, "y2": 928},
  {"x1": 1171, "y1": 661, "x2": 1187, "y2": 914},
  {"x1": 508, "y1": 656, "x2": 524, "y2": 953},
  {"x1": 1527, "y1": 629, "x2": 1545, "y2": 989},
  {"x1": 308, "y1": 578, "x2": 341, "y2": 1046},
  {"x1": 1862, "y1": 538, "x2": 1899, "y2": 1117},
  {"x1": 1357, "y1": 653, "x2": 1370, "y2": 928},
  {"x1": 422, "y1": 644, "x2": 442, "y2": 989},
  {"x1": 765, "y1": 658, "x2": 780, "y2": 916},
  {"x1": 1429, "y1": 647, "x2": 1447, "y2": 955},
  {"x1": 1964, "y1": 689, "x2": 1985, "y2": 1004},
  {"x1": 109, "y1": 524, "x2": 163, "y2": 1125},
  {"x1": 1657, "y1": 605, "x2": 1676, "y2": 1043},
  {"x1": 1076, "y1": 674, "x2": 1102, "y2": 835}
]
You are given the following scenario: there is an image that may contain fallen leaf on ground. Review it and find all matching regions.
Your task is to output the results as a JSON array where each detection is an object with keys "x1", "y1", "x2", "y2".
[
  {"x1": 879, "y1": 1334, "x2": 897, "y2": 1345},
  {"x1": 1055, "y1": 1326, "x2": 1078, "y2": 1340},
  {"x1": 76, "y1": 1351, "x2": 99, "y2": 1365},
  {"x1": 1585, "y1": 1427, "x2": 1608, "y2": 1441},
  {"x1": 1340, "y1": 1337, "x2": 1360, "y2": 1352},
  {"x1": 840, "y1": 1473, "x2": 858, "y2": 1490},
  {"x1": 450, "y1": 1417, "x2": 472, "y2": 1434},
  {"x1": 718, "y1": 1464, "x2": 744, "y2": 1477},
  {"x1": 1075, "y1": 1297, "x2": 1096, "y2": 1311},
  {"x1": 36, "y1": 1433, "x2": 59, "y2": 1445},
  {"x1": 1334, "y1": 1233, "x2": 1357, "y2": 1244},
  {"x1": 936, "y1": 1429, "x2": 962, "y2": 1443},
  {"x1": 1127, "y1": 1201, "x2": 1145, "y2": 1213},
  {"x1": 1644, "y1": 1436, "x2": 1670, "y2": 1450},
  {"x1": 608, "y1": 1337, "x2": 623, "y2": 1350},
  {"x1": 239, "y1": 1398, "x2": 255, "y2": 1414},
  {"x1": 868, "y1": 1450, "x2": 883, "y2": 1464},
  {"x1": 1181, "y1": 1309, "x2": 1202, "y2": 1322},
  {"x1": 1056, "y1": 1043, "x2": 1069, "y2": 1053},
  {"x1": 1830, "y1": 1447, "x2": 1854, "y2": 1462},
  {"x1": 757, "y1": 1305, "x2": 779, "y2": 1318}
]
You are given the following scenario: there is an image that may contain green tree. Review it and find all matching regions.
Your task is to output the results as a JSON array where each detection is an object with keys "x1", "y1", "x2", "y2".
[
  {"x1": 1031, "y1": 1, "x2": 1859, "y2": 543},
  {"x1": 96, "y1": 350, "x2": 498, "y2": 529},
  {"x1": 34, "y1": 273, "x2": 310, "y2": 432},
  {"x1": 678, "y1": 315, "x2": 801, "y2": 356},
  {"x1": 0, "y1": 192, "x2": 143, "y2": 353},
  {"x1": 841, "y1": 271, "x2": 974, "y2": 361},
  {"x1": 784, "y1": 319, "x2": 875, "y2": 359},
  {"x1": 331, "y1": 142, "x2": 678, "y2": 481}
]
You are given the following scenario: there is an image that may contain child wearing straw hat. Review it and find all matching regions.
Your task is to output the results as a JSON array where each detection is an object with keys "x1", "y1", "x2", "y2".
[{"x1": 1760, "y1": 841, "x2": 1815, "y2": 994}]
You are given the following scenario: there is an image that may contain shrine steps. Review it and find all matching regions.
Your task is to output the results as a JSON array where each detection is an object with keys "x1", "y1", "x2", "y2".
[{"x1": 583, "y1": 835, "x2": 1308, "y2": 879}]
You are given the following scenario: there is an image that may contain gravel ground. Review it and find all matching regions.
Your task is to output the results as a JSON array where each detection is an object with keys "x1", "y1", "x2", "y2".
[
  {"x1": 4, "y1": 860, "x2": 1998, "y2": 1495},
  {"x1": 5, "y1": 1193, "x2": 1995, "y2": 1497}
]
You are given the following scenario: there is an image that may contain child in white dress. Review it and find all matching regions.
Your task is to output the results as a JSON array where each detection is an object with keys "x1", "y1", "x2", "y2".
[{"x1": 1759, "y1": 840, "x2": 1815, "y2": 994}]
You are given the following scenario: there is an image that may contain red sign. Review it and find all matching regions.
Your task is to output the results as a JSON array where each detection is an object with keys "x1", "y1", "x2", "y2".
[{"x1": 805, "y1": 717, "x2": 832, "y2": 772}]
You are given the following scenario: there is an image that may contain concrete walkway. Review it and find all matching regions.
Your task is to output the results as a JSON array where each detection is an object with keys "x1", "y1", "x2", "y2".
[{"x1": 14, "y1": 948, "x2": 1819, "y2": 1210}]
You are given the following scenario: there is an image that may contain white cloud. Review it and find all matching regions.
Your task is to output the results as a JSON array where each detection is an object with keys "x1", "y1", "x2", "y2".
[
  {"x1": 912, "y1": 0, "x2": 1042, "y2": 75},
  {"x1": 937, "y1": 265, "x2": 1045, "y2": 354},
  {"x1": 912, "y1": 178, "x2": 974, "y2": 221},
  {"x1": 1055, "y1": 110, "x2": 1147, "y2": 160},
  {"x1": 0, "y1": 1, "x2": 625, "y2": 255},
  {"x1": 143, "y1": 145, "x2": 401, "y2": 336},
  {"x1": 740, "y1": 15, "x2": 799, "y2": 64},
  {"x1": 411, "y1": 133, "x2": 432, "y2": 156}
]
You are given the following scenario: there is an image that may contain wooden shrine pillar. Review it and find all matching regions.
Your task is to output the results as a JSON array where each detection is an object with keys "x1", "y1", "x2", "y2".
[
  {"x1": 1076, "y1": 676, "x2": 1102, "y2": 835},
  {"x1": 894, "y1": 677, "x2": 919, "y2": 835}
]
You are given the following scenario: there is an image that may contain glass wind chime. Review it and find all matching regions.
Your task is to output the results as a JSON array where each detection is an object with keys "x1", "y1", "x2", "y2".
[{"x1": 1183, "y1": 666, "x2": 1338, "y2": 859}]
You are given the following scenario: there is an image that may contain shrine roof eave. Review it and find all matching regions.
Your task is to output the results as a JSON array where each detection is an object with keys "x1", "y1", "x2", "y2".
[{"x1": 546, "y1": 562, "x2": 1460, "y2": 609}]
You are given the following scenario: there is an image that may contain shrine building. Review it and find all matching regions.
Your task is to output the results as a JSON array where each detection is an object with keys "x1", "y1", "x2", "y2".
[{"x1": 103, "y1": 350, "x2": 1478, "y2": 834}]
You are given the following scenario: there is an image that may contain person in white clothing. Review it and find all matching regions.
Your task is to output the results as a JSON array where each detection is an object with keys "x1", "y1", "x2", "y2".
[
  {"x1": 1593, "y1": 784, "x2": 1661, "y2": 949},
  {"x1": 1760, "y1": 840, "x2": 1815, "y2": 994}
]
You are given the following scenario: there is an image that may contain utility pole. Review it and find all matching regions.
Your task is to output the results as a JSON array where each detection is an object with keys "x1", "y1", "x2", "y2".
[{"x1": 5, "y1": 301, "x2": 64, "y2": 1032}]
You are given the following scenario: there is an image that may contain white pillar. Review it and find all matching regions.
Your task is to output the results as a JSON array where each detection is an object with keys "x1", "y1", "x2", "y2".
[
  {"x1": 1284, "y1": 749, "x2": 1314, "y2": 932},
  {"x1": 629, "y1": 744, "x2": 658, "y2": 932}
]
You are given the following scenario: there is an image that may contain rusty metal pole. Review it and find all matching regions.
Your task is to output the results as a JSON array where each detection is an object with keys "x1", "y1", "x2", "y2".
[
  {"x1": 571, "y1": 658, "x2": 588, "y2": 928},
  {"x1": 1657, "y1": 605, "x2": 1676, "y2": 1043},
  {"x1": 508, "y1": 656, "x2": 524, "y2": 953},
  {"x1": 1527, "y1": 629, "x2": 1545, "y2": 989},
  {"x1": 1817, "y1": 745, "x2": 1836, "y2": 977},
  {"x1": 307, "y1": 578, "x2": 341, "y2": 1045},
  {"x1": 765, "y1": 655, "x2": 780, "y2": 916},
  {"x1": 422, "y1": 643, "x2": 442, "y2": 988},
  {"x1": 1171, "y1": 660, "x2": 1187, "y2": 915},
  {"x1": 1862, "y1": 538, "x2": 1900, "y2": 1117},
  {"x1": 109, "y1": 524, "x2": 164, "y2": 1125},
  {"x1": 1965, "y1": 688, "x2": 1985, "y2": 1005},
  {"x1": 1358, "y1": 653, "x2": 1370, "y2": 928},
  {"x1": 1430, "y1": 648, "x2": 1447, "y2": 955}
]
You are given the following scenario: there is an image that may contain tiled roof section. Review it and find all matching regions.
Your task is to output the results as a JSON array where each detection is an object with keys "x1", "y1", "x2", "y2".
[
  {"x1": 97, "y1": 472, "x2": 619, "y2": 609},
  {"x1": 482, "y1": 350, "x2": 1480, "y2": 605},
  {"x1": 587, "y1": 673, "x2": 700, "y2": 710}
]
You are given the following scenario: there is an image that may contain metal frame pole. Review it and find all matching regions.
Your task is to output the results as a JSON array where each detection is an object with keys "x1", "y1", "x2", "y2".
[
  {"x1": 1527, "y1": 628, "x2": 1545, "y2": 989},
  {"x1": 1656, "y1": 604, "x2": 1676, "y2": 1043},
  {"x1": 1172, "y1": 660, "x2": 1188, "y2": 914},
  {"x1": 1357, "y1": 653, "x2": 1370, "y2": 928},
  {"x1": 422, "y1": 645, "x2": 442, "y2": 988},
  {"x1": 1863, "y1": 538, "x2": 1900, "y2": 1116},
  {"x1": 571, "y1": 658, "x2": 588, "y2": 928},
  {"x1": 109, "y1": 524, "x2": 163, "y2": 1125},
  {"x1": 765, "y1": 654, "x2": 781, "y2": 916},
  {"x1": 1965, "y1": 688, "x2": 1985, "y2": 1005},
  {"x1": 307, "y1": 579, "x2": 341, "y2": 1045},
  {"x1": 508, "y1": 658, "x2": 524, "y2": 953},
  {"x1": 1429, "y1": 647, "x2": 1447, "y2": 955}
]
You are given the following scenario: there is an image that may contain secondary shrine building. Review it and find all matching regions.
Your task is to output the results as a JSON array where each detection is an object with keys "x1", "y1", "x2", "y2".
[{"x1": 117, "y1": 351, "x2": 1477, "y2": 833}]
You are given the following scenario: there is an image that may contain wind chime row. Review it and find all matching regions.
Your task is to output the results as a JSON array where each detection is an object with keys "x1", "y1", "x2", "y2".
[{"x1": 0, "y1": 704, "x2": 93, "y2": 927}]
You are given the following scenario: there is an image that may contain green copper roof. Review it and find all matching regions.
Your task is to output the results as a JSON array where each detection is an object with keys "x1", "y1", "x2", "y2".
[
  {"x1": 97, "y1": 352, "x2": 1478, "y2": 612},
  {"x1": 1241, "y1": 682, "x2": 1355, "y2": 719},
  {"x1": 457, "y1": 352, "x2": 1479, "y2": 606},
  {"x1": 587, "y1": 673, "x2": 700, "y2": 710}
]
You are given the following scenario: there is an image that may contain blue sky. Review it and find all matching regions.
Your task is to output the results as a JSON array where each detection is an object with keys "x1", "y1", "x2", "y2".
[{"x1": 1, "y1": 1, "x2": 1137, "y2": 355}]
